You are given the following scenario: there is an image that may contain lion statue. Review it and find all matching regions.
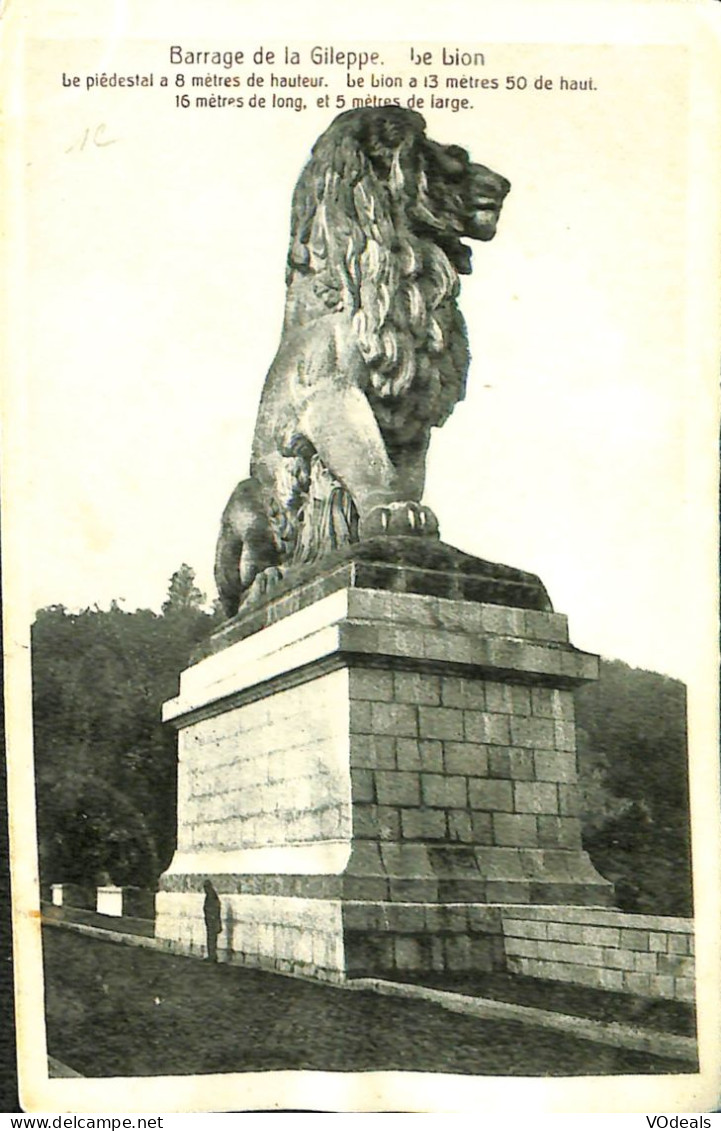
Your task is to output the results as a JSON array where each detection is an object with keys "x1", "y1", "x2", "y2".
[{"x1": 215, "y1": 106, "x2": 510, "y2": 616}]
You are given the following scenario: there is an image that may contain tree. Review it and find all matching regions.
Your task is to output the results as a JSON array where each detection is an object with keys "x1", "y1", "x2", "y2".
[
  {"x1": 32, "y1": 568, "x2": 220, "y2": 891},
  {"x1": 575, "y1": 659, "x2": 692, "y2": 916},
  {"x1": 161, "y1": 564, "x2": 206, "y2": 617}
]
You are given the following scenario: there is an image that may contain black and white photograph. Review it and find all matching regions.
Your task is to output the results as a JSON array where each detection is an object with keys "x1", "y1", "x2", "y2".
[{"x1": 3, "y1": 0, "x2": 720, "y2": 1115}]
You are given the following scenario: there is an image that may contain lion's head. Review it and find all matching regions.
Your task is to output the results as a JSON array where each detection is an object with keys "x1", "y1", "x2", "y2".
[{"x1": 286, "y1": 107, "x2": 510, "y2": 441}]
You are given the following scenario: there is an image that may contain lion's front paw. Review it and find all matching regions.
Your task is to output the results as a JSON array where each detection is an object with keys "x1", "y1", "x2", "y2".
[
  {"x1": 242, "y1": 566, "x2": 284, "y2": 608},
  {"x1": 359, "y1": 502, "x2": 440, "y2": 540}
]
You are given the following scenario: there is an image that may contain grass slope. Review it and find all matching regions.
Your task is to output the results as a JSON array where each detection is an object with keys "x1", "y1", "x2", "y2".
[{"x1": 43, "y1": 929, "x2": 693, "y2": 1080}]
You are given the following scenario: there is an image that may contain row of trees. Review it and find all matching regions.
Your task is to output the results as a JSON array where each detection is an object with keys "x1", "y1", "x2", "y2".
[
  {"x1": 31, "y1": 571, "x2": 693, "y2": 915},
  {"x1": 32, "y1": 566, "x2": 220, "y2": 889}
]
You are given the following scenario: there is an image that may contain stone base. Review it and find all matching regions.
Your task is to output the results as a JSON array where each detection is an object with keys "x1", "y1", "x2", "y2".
[
  {"x1": 155, "y1": 895, "x2": 694, "y2": 1002},
  {"x1": 155, "y1": 892, "x2": 505, "y2": 980},
  {"x1": 156, "y1": 891, "x2": 347, "y2": 980},
  {"x1": 157, "y1": 567, "x2": 613, "y2": 977}
]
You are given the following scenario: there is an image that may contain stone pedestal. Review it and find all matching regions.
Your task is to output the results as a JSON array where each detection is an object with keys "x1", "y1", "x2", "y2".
[{"x1": 156, "y1": 552, "x2": 612, "y2": 979}]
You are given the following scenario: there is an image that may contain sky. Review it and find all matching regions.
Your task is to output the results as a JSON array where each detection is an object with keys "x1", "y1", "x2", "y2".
[{"x1": 8, "y1": 29, "x2": 719, "y2": 686}]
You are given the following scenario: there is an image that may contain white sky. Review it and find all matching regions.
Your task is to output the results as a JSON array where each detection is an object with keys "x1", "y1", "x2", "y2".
[{"x1": 9, "y1": 28, "x2": 719, "y2": 685}]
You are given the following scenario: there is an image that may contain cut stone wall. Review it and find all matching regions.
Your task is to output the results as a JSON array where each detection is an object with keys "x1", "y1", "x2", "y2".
[
  {"x1": 175, "y1": 669, "x2": 351, "y2": 862},
  {"x1": 346, "y1": 655, "x2": 607, "y2": 904},
  {"x1": 501, "y1": 906, "x2": 695, "y2": 1001}
]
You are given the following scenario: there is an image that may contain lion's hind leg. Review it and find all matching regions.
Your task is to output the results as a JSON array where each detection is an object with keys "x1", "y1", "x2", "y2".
[{"x1": 214, "y1": 478, "x2": 279, "y2": 617}]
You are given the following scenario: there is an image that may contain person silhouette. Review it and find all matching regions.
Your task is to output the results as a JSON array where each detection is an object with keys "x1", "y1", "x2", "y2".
[{"x1": 202, "y1": 879, "x2": 222, "y2": 962}]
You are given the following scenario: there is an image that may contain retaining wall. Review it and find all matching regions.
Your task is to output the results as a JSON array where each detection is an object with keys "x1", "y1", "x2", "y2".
[{"x1": 501, "y1": 905, "x2": 694, "y2": 1001}]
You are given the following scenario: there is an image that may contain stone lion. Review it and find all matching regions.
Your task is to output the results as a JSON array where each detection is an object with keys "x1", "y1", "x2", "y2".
[{"x1": 215, "y1": 106, "x2": 510, "y2": 616}]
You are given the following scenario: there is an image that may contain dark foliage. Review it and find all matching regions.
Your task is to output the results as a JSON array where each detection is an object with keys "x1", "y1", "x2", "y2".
[
  {"x1": 575, "y1": 659, "x2": 692, "y2": 917},
  {"x1": 32, "y1": 567, "x2": 221, "y2": 890}
]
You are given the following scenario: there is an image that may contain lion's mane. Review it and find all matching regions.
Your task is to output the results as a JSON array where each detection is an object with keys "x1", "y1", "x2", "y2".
[{"x1": 286, "y1": 108, "x2": 471, "y2": 448}]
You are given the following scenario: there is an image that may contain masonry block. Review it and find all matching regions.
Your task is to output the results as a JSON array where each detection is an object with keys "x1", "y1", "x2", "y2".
[
  {"x1": 349, "y1": 668, "x2": 394, "y2": 701},
  {"x1": 557, "y1": 784, "x2": 582, "y2": 817},
  {"x1": 444, "y1": 742, "x2": 489, "y2": 776},
  {"x1": 469, "y1": 778, "x2": 514, "y2": 812},
  {"x1": 390, "y1": 878, "x2": 438, "y2": 901},
  {"x1": 514, "y1": 782, "x2": 559, "y2": 814},
  {"x1": 668, "y1": 934, "x2": 691, "y2": 955},
  {"x1": 619, "y1": 929, "x2": 651, "y2": 951},
  {"x1": 465, "y1": 712, "x2": 512, "y2": 746},
  {"x1": 401, "y1": 808, "x2": 447, "y2": 840},
  {"x1": 580, "y1": 925, "x2": 621, "y2": 947},
  {"x1": 394, "y1": 671, "x2": 441, "y2": 705},
  {"x1": 596, "y1": 968, "x2": 625, "y2": 992},
  {"x1": 649, "y1": 932, "x2": 669, "y2": 952},
  {"x1": 447, "y1": 811, "x2": 474, "y2": 843},
  {"x1": 648, "y1": 975, "x2": 676, "y2": 998},
  {"x1": 394, "y1": 936, "x2": 424, "y2": 971},
  {"x1": 418, "y1": 706, "x2": 464, "y2": 741},
  {"x1": 511, "y1": 687, "x2": 532, "y2": 715},
  {"x1": 349, "y1": 734, "x2": 395, "y2": 770},
  {"x1": 350, "y1": 768, "x2": 375, "y2": 803},
  {"x1": 493, "y1": 814, "x2": 538, "y2": 847},
  {"x1": 445, "y1": 935, "x2": 472, "y2": 970},
  {"x1": 485, "y1": 683, "x2": 513, "y2": 713},
  {"x1": 510, "y1": 717, "x2": 555, "y2": 750},
  {"x1": 524, "y1": 610, "x2": 569, "y2": 643},
  {"x1": 349, "y1": 699, "x2": 372, "y2": 733},
  {"x1": 371, "y1": 702, "x2": 418, "y2": 737},
  {"x1": 554, "y1": 721, "x2": 577, "y2": 752},
  {"x1": 375, "y1": 770, "x2": 421, "y2": 807},
  {"x1": 441, "y1": 676, "x2": 485, "y2": 710},
  {"x1": 530, "y1": 687, "x2": 555, "y2": 717},
  {"x1": 422, "y1": 773, "x2": 468, "y2": 809},
  {"x1": 633, "y1": 952, "x2": 658, "y2": 974},
  {"x1": 624, "y1": 972, "x2": 653, "y2": 996},
  {"x1": 537, "y1": 816, "x2": 582, "y2": 849},
  {"x1": 353, "y1": 804, "x2": 401, "y2": 840},
  {"x1": 534, "y1": 751, "x2": 578, "y2": 782},
  {"x1": 469, "y1": 812, "x2": 494, "y2": 843},
  {"x1": 675, "y1": 978, "x2": 695, "y2": 1001}
]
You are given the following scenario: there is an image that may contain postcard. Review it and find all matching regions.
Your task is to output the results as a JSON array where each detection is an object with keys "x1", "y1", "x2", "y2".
[{"x1": 3, "y1": 0, "x2": 720, "y2": 1115}]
